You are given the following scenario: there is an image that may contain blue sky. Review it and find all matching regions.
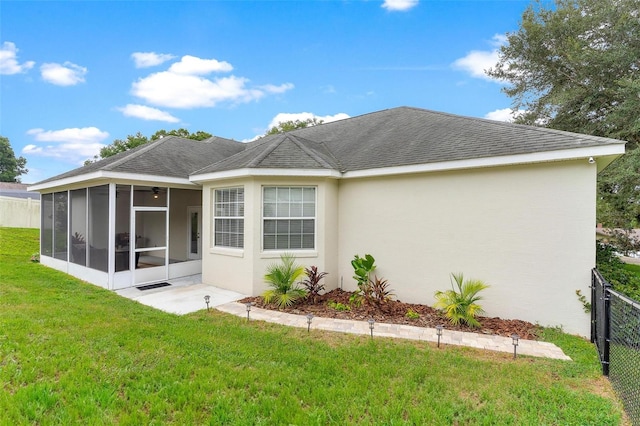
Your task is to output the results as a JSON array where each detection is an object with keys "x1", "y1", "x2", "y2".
[{"x1": 1, "y1": 0, "x2": 530, "y2": 183}]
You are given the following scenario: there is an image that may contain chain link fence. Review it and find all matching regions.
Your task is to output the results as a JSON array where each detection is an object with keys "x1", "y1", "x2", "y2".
[{"x1": 592, "y1": 269, "x2": 640, "y2": 425}]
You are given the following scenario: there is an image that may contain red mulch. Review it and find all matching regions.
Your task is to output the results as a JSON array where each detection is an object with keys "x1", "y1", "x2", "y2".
[{"x1": 239, "y1": 288, "x2": 539, "y2": 340}]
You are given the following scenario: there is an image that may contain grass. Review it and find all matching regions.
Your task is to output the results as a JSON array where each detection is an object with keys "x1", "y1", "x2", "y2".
[
  {"x1": 622, "y1": 262, "x2": 640, "y2": 277},
  {"x1": 0, "y1": 227, "x2": 628, "y2": 425}
]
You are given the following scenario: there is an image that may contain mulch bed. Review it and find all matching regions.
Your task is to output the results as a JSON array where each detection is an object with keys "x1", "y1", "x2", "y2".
[{"x1": 239, "y1": 288, "x2": 539, "y2": 340}]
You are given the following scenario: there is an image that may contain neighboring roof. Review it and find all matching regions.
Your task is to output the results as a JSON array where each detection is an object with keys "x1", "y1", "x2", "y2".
[
  {"x1": 0, "y1": 182, "x2": 40, "y2": 200},
  {"x1": 32, "y1": 107, "x2": 626, "y2": 190}
]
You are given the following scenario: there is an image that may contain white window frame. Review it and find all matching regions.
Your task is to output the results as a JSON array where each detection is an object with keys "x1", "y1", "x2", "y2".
[
  {"x1": 213, "y1": 187, "x2": 244, "y2": 249},
  {"x1": 262, "y1": 186, "x2": 316, "y2": 251}
]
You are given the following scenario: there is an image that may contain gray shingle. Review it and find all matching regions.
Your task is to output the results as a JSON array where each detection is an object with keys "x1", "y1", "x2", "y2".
[
  {"x1": 192, "y1": 133, "x2": 342, "y2": 174},
  {"x1": 35, "y1": 107, "x2": 625, "y2": 187},
  {"x1": 35, "y1": 136, "x2": 245, "y2": 185}
]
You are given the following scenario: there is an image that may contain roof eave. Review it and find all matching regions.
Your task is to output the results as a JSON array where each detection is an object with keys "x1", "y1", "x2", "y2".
[
  {"x1": 342, "y1": 143, "x2": 626, "y2": 179},
  {"x1": 29, "y1": 171, "x2": 197, "y2": 192},
  {"x1": 190, "y1": 168, "x2": 342, "y2": 183}
]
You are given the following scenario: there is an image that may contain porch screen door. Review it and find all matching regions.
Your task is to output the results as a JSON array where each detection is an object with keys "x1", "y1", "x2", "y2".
[{"x1": 133, "y1": 208, "x2": 168, "y2": 285}]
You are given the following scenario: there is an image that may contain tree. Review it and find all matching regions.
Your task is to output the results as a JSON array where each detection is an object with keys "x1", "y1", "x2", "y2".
[
  {"x1": 487, "y1": 0, "x2": 640, "y2": 226},
  {"x1": 85, "y1": 128, "x2": 213, "y2": 164},
  {"x1": 150, "y1": 128, "x2": 212, "y2": 141},
  {"x1": 265, "y1": 118, "x2": 323, "y2": 136},
  {"x1": 0, "y1": 136, "x2": 28, "y2": 183}
]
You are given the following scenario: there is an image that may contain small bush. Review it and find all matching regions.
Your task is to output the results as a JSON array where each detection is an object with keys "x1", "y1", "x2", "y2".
[
  {"x1": 370, "y1": 275, "x2": 394, "y2": 305},
  {"x1": 301, "y1": 266, "x2": 327, "y2": 304},
  {"x1": 328, "y1": 300, "x2": 351, "y2": 311},
  {"x1": 351, "y1": 254, "x2": 376, "y2": 303},
  {"x1": 263, "y1": 253, "x2": 307, "y2": 308},
  {"x1": 434, "y1": 273, "x2": 489, "y2": 328},
  {"x1": 405, "y1": 309, "x2": 420, "y2": 320}
]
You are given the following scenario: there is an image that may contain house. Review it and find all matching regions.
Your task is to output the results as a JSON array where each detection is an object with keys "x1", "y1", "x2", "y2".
[
  {"x1": 0, "y1": 182, "x2": 40, "y2": 228},
  {"x1": 29, "y1": 107, "x2": 626, "y2": 336}
]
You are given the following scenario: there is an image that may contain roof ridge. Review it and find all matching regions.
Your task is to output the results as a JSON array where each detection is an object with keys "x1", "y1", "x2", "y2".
[
  {"x1": 247, "y1": 136, "x2": 284, "y2": 167},
  {"x1": 288, "y1": 134, "x2": 342, "y2": 170},
  {"x1": 102, "y1": 136, "x2": 175, "y2": 171}
]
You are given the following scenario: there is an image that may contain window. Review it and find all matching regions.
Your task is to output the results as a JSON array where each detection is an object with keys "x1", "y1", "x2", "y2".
[
  {"x1": 214, "y1": 187, "x2": 244, "y2": 248},
  {"x1": 263, "y1": 187, "x2": 315, "y2": 250}
]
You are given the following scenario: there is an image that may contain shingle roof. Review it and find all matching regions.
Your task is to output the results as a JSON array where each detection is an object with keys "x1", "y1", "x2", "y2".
[
  {"x1": 34, "y1": 107, "x2": 625, "y2": 188},
  {"x1": 35, "y1": 136, "x2": 245, "y2": 185},
  {"x1": 287, "y1": 107, "x2": 624, "y2": 171},
  {"x1": 193, "y1": 133, "x2": 342, "y2": 174}
]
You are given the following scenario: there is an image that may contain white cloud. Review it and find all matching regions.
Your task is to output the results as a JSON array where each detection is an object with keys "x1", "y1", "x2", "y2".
[
  {"x1": 382, "y1": 0, "x2": 418, "y2": 11},
  {"x1": 24, "y1": 127, "x2": 109, "y2": 163},
  {"x1": 40, "y1": 62, "x2": 87, "y2": 86},
  {"x1": 0, "y1": 41, "x2": 35, "y2": 75},
  {"x1": 117, "y1": 104, "x2": 180, "y2": 123},
  {"x1": 452, "y1": 34, "x2": 506, "y2": 82},
  {"x1": 168, "y1": 55, "x2": 233, "y2": 75},
  {"x1": 484, "y1": 108, "x2": 525, "y2": 122},
  {"x1": 131, "y1": 55, "x2": 294, "y2": 109},
  {"x1": 259, "y1": 83, "x2": 295, "y2": 94},
  {"x1": 131, "y1": 52, "x2": 175, "y2": 68}
]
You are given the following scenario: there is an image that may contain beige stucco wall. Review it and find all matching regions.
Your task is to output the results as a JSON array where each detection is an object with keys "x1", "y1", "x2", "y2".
[
  {"x1": 0, "y1": 196, "x2": 40, "y2": 228},
  {"x1": 337, "y1": 160, "x2": 596, "y2": 336},
  {"x1": 201, "y1": 177, "x2": 339, "y2": 297}
]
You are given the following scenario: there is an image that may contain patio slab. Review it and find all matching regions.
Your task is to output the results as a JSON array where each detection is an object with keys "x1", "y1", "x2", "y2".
[{"x1": 115, "y1": 276, "x2": 246, "y2": 315}]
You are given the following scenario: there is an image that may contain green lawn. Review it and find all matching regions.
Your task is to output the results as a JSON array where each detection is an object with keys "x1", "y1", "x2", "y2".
[
  {"x1": 622, "y1": 262, "x2": 640, "y2": 277},
  {"x1": 0, "y1": 228, "x2": 627, "y2": 424}
]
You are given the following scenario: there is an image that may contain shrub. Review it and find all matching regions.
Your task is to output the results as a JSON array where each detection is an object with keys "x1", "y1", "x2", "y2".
[
  {"x1": 596, "y1": 241, "x2": 640, "y2": 301},
  {"x1": 300, "y1": 266, "x2": 327, "y2": 304},
  {"x1": 351, "y1": 254, "x2": 376, "y2": 302},
  {"x1": 434, "y1": 273, "x2": 489, "y2": 328},
  {"x1": 370, "y1": 275, "x2": 394, "y2": 305},
  {"x1": 262, "y1": 253, "x2": 307, "y2": 308},
  {"x1": 405, "y1": 309, "x2": 420, "y2": 320},
  {"x1": 328, "y1": 300, "x2": 351, "y2": 311}
]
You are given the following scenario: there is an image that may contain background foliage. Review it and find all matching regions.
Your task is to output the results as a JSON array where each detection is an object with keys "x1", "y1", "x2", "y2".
[{"x1": 489, "y1": 0, "x2": 640, "y2": 227}]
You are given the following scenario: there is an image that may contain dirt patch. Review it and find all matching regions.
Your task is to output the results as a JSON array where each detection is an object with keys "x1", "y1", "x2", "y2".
[{"x1": 240, "y1": 288, "x2": 539, "y2": 340}]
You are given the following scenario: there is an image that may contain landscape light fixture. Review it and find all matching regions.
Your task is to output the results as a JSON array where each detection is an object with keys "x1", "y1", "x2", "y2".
[
  {"x1": 368, "y1": 318, "x2": 375, "y2": 339},
  {"x1": 436, "y1": 325, "x2": 444, "y2": 348},
  {"x1": 204, "y1": 295, "x2": 210, "y2": 311},
  {"x1": 152, "y1": 187, "x2": 160, "y2": 199},
  {"x1": 306, "y1": 313, "x2": 314, "y2": 333},
  {"x1": 511, "y1": 334, "x2": 520, "y2": 359},
  {"x1": 245, "y1": 302, "x2": 253, "y2": 321}
]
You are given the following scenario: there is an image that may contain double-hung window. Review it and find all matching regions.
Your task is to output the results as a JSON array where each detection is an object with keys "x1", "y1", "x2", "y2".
[
  {"x1": 214, "y1": 187, "x2": 244, "y2": 249},
  {"x1": 263, "y1": 186, "x2": 315, "y2": 250}
]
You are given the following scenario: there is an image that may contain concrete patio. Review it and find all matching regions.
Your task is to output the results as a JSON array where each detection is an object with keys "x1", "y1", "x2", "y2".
[
  {"x1": 115, "y1": 275, "x2": 246, "y2": 315},
  {"x1": 116, "y1": 278, "x2": 571, "y2": 361}
]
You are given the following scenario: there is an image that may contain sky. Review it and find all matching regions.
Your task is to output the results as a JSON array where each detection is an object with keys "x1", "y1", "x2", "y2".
[{"x1": 1, "y1": 0, "x2": 532, "y2": 183}]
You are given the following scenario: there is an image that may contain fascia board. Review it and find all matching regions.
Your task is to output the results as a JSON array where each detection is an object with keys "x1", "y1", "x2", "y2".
[
  {"x1": 190, "y1": 168, "x2": 342, "y2": 183},
  {"x1": 28, "y1": 171, "x2": 195, "y2": 192},
  {"x1": 342, "y1": 144, "x2": 626, "y2": 179}
]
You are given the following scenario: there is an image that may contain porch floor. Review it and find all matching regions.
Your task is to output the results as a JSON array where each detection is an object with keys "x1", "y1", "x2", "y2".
[{"x1": 115, "y1": 275, "x2": 246, "y2": 315}]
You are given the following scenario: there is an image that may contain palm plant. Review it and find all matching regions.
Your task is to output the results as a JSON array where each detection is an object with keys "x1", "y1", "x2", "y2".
[
  {"x1": 263, "y1": 253, "x2": 307, "y2": 308},
  {"x1": 434, "y1": 273, "x2": 490, "y2": 328}
]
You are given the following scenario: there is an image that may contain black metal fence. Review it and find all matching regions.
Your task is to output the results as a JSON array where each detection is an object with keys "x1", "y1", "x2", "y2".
[{"x1": 592, "y1": 268, "x2": 640, "y2": 425}]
